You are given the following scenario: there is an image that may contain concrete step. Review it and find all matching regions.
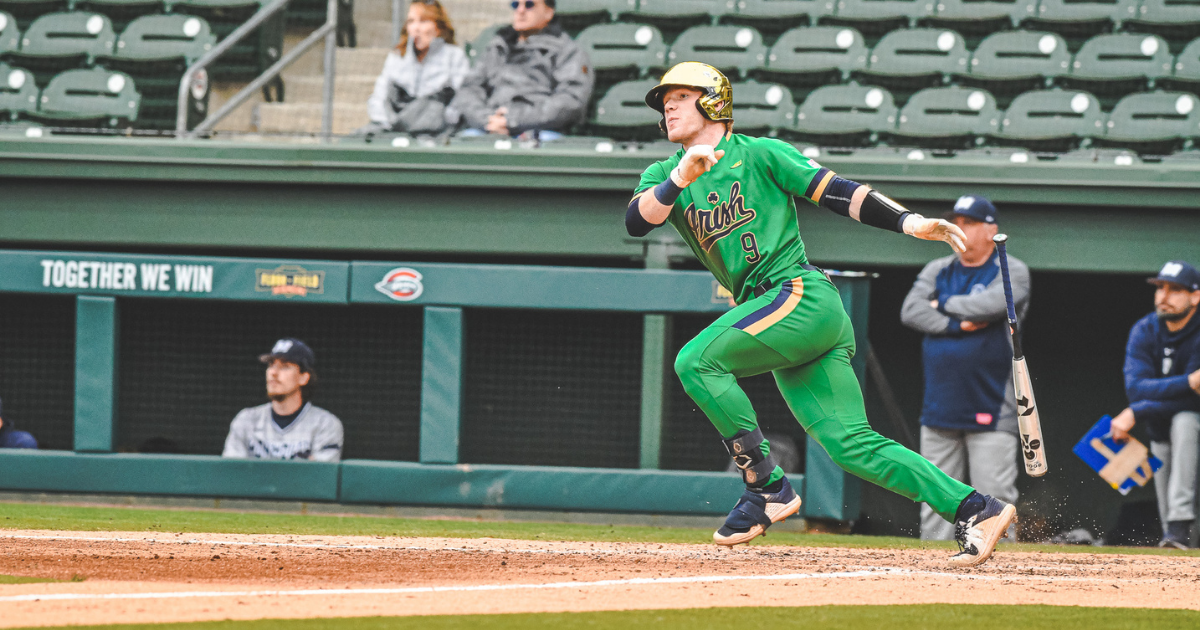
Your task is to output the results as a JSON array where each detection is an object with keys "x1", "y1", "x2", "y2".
[
  {"x1": 356, "y1": 20, "x2": 396, "y2": 49},
  {"x1": 327, "y1": 47, "x2": 391, "y2": 77},
  {"x1": 285, "y1": 75, "x2": 376, "y2": 105},
  {"x1": 257, "y1": 102, "x2": 370, "y2": 135}
]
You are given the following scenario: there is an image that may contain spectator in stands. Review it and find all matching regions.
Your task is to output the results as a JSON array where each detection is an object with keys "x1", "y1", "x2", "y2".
[
  {"x1": 450, "y1": 0, "x2": 593, "y2": 139},
  {"x1": 900, "y1": 196, "x2": 1028, "y2": 541},
  {"x1": 364, "y1": 0, "x2": 469, "y2": 135},
  {"x1": 0, "y1": 396, "x2": 38, "y2": 449},
  {"x1": 1110, "y1": 260, "x2": 1200, "y2": 549},
  {"x1": 223, "y1": 338, "x2": 344, "y2": 462}
]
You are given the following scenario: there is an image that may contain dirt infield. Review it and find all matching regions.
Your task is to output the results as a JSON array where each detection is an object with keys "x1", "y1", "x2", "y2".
[{"x1": 2, "y1": 529, "x2": 1199, "y2": 627}]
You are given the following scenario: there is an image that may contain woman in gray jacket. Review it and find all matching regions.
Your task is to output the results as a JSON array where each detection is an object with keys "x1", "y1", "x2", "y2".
[{"x1": 365, "y1": 0, "x2": 470, "y2": 135}]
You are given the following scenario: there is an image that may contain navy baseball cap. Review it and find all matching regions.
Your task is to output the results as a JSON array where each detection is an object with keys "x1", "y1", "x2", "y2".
[
  {"x1": 259, "y1": 338, "x2": 316, "y2": 372},
  {"x1": 946, "y1": 195, "x2": 998, "y2": 224},
  {"x1": 1148, "y1": 260, "x2": 1200, "y2": 291}
]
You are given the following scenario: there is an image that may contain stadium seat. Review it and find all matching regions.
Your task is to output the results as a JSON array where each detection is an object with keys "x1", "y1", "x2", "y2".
[
  {"x1": 1023, "y1": 0, "x2": 1140, "y2": 51},
  {"x1": 1125, "y1": 0, "x2": 1200, "y2": 54},
  {"x1": 666, "y1": 25, "x2": 768, "y2": 80},
  {"x1": 851, "y1": 28, "x2": 968, "y2": 105},
  {"x1": 1059, "y1": 34, "x2": 1174, "y2": 109},
  {"x1": 1097, "y1": 91, "x2": 1200, "y2": 153},
  {"x1": 890, "y1": 85, "x2": 999, "y2": 148},
  {"x1": 587, "y1": 78, "x2": 662, "y2": 141},
  {"x1": 958, "y1": 31, "x2": 1070, "y2": 107},
  {"x1": 94, "y1": 14, "x2": 214, "y2": 130},
  {"x1": 992, "y1": 89, "x2": 1104, "y2": 151},
  {"x1": 0, "y1": 0, "x2": 68, "y2": 30},
  {"x1": 72, "y1": 0, "x2": 163, "y2": 33},
  {"x1": 164, "y1": 0, "x2": 284, "y2": 85},
  {"x1": 1162, "y1": 36, "x2": 1200, "y2": 92},
  {"x1": 0, "y1": 62, "x2": 36, "y2": 119},
  {"x1": 823, "y1": 0, "x2": 937, "y2": 45},
  {"x1": 752, "y1": 26, "x2": 868, "y2": 94},
  {"x1": 575, "y1": 23, "x2": 667, "y2": 85},
  {"x1": 2, "y1": 12, "x2": 116, "y2": 86},
  {"x1": 721, "y1": 0, "x2": 835, "y2": 40},
  {"x1": 31, "y1": 67, "x2": 139, "y2": 126},
  {"x1": 0, "y1": 12, "x2": 18, "y2": 55},
  {"x1": 554, "y1": 0, "x2": 633, "y2": 36},
  {"x1": 730, "y1": 79, "x2": 794, "y2": 134},
  {"x1": 621, "y1": 0, "x2": 735, "y2": 43},
  {"x1": 286, "y1": 0, "x2": 354, "y2": 46},
  {"x1": 923, "y1": 0, "x2": 1037, "y2": 46},
  {"x1": 785, "y1": 83, "x2": 897, "y2": 145}
]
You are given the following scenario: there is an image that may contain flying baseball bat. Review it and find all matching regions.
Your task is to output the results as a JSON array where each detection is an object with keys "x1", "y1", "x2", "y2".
[{"x1": 994, "y1": 234, "x2": 1047, "y2": 477}]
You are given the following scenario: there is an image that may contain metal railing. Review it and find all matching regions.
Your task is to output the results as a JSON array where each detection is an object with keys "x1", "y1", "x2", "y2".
[{"x1": 177, "y1": 0, "x2": 340, "y2": 141}]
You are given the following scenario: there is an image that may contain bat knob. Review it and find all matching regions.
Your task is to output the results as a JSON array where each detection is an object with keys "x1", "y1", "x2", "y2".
[{"x1": 993, "y1": 233, "x2": 1008, "y2": 245}]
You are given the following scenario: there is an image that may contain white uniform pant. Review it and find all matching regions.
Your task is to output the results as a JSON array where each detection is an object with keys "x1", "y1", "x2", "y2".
[
  {"x1": 919, "y1": 426, "x2": 1019, "y2": 541},
  {"x1": 1150, "y1": 411, "x2": 1200, "y2": 531}
]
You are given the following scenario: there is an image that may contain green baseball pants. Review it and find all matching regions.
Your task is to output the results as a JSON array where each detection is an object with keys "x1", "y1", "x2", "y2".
[{"x1": 674, "y1": 268, "x2": 973, "y2": 521}]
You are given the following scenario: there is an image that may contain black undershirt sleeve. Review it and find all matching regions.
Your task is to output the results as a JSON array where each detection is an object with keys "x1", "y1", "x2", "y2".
[{"x1": 626, "y1": 195, "x2": 662, "y2": 237}]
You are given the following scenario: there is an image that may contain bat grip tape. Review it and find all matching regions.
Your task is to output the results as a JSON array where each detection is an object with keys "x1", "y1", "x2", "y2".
[{"x1": 996, "y1": 242, "x2": 1019, "y2": 324}]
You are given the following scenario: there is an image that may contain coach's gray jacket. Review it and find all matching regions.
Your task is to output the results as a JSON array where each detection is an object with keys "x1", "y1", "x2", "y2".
[
  {"x1": 222, "y1": 402, "x2": 343, "y2": 462},
  {"x1": 450, "y1": 21, "x2": 593, "y2": 134}
]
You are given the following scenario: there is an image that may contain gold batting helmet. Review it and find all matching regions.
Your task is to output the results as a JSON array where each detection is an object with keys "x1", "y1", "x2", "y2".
[{"x1": 644, "y1": 62, "x2": 734, "y2": 127}]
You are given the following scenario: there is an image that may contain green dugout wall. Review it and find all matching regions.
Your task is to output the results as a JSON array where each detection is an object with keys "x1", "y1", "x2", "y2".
[{"x1": 0, "y1": 248, "x2": 869, "y2": 520}]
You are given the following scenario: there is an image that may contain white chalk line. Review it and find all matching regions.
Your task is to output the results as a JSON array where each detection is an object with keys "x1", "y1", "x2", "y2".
[{"x1": 0, "y1": 568, "x2": 1132, "y2": 605}]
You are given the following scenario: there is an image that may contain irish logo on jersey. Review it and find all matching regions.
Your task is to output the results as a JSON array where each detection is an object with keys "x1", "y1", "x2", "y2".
[
  {"x1": 376, "y1": 267, "x2": 424, "y2": 301},
  {"x1": 684, "y1": 181, "x2": 757, "y2": 252}
]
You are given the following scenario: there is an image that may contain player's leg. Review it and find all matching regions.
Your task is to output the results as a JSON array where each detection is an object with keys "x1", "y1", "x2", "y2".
[
  {"x1": 963, "y1": 429, "x2": 1020, "y2": 541},
  {"x1": 919, "y1": 427, "x2": 967, "y2": 541},
  {"x1": 1160, "y1": 411, "x2": 1200, "y2": 549},
  {"x1": 1151, "y1": 438, "x2": 1173, "y2": 538},
  {"x1": 771, "y1": 345, "x2": 1015, "y2": 566}
]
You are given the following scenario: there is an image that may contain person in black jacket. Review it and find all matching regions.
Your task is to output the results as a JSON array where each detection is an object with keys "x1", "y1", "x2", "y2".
[{"x1": 1111, "y1": 260, "x2": 1200, "y2": 549}]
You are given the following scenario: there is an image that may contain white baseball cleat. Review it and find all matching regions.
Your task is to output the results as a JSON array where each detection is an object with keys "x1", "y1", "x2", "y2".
[
  {"x1": 949, "y1": 495, "x2": 1017, "y2": 567},
  {"x1": 713, "y1": 476, "x2": 803, "y2": 546}
]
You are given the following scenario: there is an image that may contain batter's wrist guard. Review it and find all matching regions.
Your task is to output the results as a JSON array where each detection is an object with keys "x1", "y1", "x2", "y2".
[{"x1": 723, "y1": 427, "x2": 777, "y2": 488}]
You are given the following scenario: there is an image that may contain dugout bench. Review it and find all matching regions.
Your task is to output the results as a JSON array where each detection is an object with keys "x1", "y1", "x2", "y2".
[{"x1": 0, "y1": 248, "x2": 866, "y2": 521}]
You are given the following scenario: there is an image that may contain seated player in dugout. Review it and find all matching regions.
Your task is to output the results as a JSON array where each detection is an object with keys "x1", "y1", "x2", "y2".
[
  {"x1": 626, "y1": 62, "x2": 1016, "y2": 567},
  {"x1": 222, "y1": 338, "x2": 344, "y2": 462}
]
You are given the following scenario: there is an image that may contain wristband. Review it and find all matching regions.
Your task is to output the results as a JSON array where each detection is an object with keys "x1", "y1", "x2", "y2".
[{"x1": 653, "y1": 174, "x2": 684, "y2": 206}]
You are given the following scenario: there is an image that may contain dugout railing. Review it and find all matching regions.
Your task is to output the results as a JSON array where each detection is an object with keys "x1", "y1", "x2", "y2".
[{"x1": 0, "y1": 248, "x2": 867, "y2": 521}]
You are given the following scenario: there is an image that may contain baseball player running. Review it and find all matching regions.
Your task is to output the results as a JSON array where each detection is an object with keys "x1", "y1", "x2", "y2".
[{"x1": 626, "y1": 63, "x2": 1016, "y2": 567}]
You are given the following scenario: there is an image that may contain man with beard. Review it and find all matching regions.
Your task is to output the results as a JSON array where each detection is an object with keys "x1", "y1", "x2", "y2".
[
  {"x1": 1111, "y1": 261, "x2": 1200, "y2": 549},
  {"x1": 222, "y1": 338, "x2": 344, "y2": 462}
]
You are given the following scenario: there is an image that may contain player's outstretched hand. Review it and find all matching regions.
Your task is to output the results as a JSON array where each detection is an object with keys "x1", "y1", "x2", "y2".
[
  {"x1": 903, "y1": 215, "x2": 968, "y2": 254},
  {"x1": 672, "y1": 145, "x2": 725, "y2": 187}
]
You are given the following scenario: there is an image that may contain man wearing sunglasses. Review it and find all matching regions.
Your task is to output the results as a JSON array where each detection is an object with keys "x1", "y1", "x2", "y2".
[{"x1": 450, "y1": 0, "x2": 592, "y2": 139}]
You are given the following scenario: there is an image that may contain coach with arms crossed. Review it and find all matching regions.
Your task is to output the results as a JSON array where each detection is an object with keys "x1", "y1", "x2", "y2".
[
  {"x1": 223, "y1": 338, "x2": 344, "y2": 462},
  {"x1": 1110, "y1": 261, "x2": 1200, "y2": 549},
  {"x1": 901, "y1": 196, "x2": 1028, "y2": 541}
]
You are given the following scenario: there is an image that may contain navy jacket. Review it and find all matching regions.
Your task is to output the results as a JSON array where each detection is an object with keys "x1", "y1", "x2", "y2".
[
  {"x1": 1124, "y1": 310, "x2": 1200, "y2": 442},
  {"x1": 902, "y1": 251, "x2": 1030, "y2": 433},
  {"x1": 0, "y1": 423, "x2": 37, "y2": 449}
]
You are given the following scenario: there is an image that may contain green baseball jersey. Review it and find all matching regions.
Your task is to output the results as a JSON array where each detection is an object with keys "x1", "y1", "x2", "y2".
[{"x1": 635, "y1": 133, "x2": 834, "y2": 304}]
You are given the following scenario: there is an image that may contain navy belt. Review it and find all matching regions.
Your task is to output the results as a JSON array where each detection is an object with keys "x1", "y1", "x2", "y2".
[{"x1": 752, "y1": 264, "x2": 827, "y2": 298}]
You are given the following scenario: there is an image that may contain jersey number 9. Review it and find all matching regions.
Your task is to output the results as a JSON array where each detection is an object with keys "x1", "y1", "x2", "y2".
[{"x1": 741, "y1": 233, "x2": 761, "y2": 264}]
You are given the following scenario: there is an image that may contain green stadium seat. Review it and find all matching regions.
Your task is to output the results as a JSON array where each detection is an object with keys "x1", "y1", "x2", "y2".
[
  {"x1": 31, "y1": 67, "x2": 139, "y2": 126},
  {"x1": 0, "y1": 0, "x2": 68, "y2": 30},
  {"x1": 1059, "y1": 34, "x2": 1173, "y2": 109},
  {"x1": 752, "y1": 26, "x2": 868, "y2": 93},
  {"x1": 0, "y1": 62, "x2": 36, "y2": 119},
  {"x1": 730, "y1": 79, "x2": 793, "y2": 134},
  {"x1": 785, "y1": 83, "x2": 897, "y2": 145},
  {"x1": 72, "y1": 0, "x2": 163, "y2": 33},
  {"x1": 576, "y1": 23, "x2": 667, "y2": 84},
  {"x1": 622, "y1": 0, "x2": 735, "y2": 43},
  {"x1": 467, "y1": 23, "x2": 503, "y2": 65},
  {"x1": 992, "y1": 89, "x2": 1104, "y2": 151},
  {"x1": 165, "y1": 0, "x2": 284, "y2": 86},
  {"x1": 0, "y1": 12, "x2": 18, "y2": 55},
  {"x1": 851, "y1": 28, "x2": 968, "y2": 105},
  {"x1": 2, "y1": 12, "x2": 116, "y2": 87},
  {"x1": 1023, "y1": 0, "x2": 1140, "y2": 51},
  {"x1": 823, "y1": 0, "x2": 936, "y2": 45},
  {"x1": 94, "y1": 14, "x2": 214, "y2": 130},
  {"x1": 1126, "y1": 0, "x2": 1200, "y2": 54},
  {"x1": 287, "y1": 0, "x2": 354, "y2": 46},
  {"x1": 923, "y1": 0, "x2": 1037, "y2": 46},
  {"x1": 587, "y1": 78, "x2": 662, "y2": 141},
  {"x1": 890, "y1": 85, "x2": 999, "y2": 148},
  {"x1": 722, "y1": 0, "x2": 835, "y2": 40},
  {"x1": 1162, "y1": 36, "x2": 1200, "y2": 92},
  {"x1": 555, "y1": 0, "x2": 634, "y2": 36},
  {"x1": 666, "y1": 25, "x2": 767, "y2": 80},
  {"x1": 1097, "y1": 91, "x2": 1200, "y2": 153},
  {"x1": 958, "y1": 31, "x2": 1070, "y2": 107}
]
